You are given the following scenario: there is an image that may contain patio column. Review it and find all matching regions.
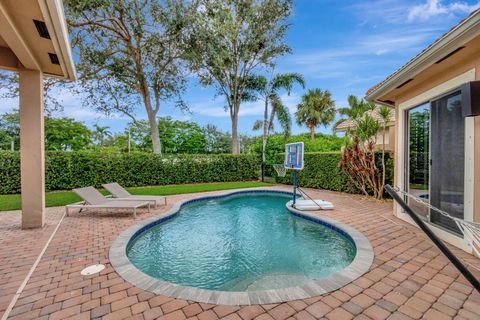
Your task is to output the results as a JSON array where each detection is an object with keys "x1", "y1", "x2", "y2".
[{"x1": 19, "y1": 69, "x2": 45, "y2": 229}]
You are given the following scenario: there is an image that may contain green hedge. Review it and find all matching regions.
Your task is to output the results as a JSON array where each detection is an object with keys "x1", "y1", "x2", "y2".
[
  {"x1": 0, "y1": 151, "x2": 260, "y2": 194},
  {"x1": 274, "y1": 152, "x2": 393, "y2": 195}
]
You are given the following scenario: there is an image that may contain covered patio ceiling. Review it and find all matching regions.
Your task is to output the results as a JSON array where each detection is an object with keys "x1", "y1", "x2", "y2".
[
  {"x1": 0, "y1": 0, "x2": 75, "y2": 79},
  {"x1": 0, "y1": 0, "x2": 76, "y2": 229}
]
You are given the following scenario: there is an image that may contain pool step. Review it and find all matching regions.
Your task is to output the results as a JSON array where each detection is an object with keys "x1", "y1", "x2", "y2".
[{"x1": 226, "y1": 272, "x2": 313, "y2": 291}]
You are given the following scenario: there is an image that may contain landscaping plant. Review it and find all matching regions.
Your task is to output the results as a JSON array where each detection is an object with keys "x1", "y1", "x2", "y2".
[{"x1": 337, "y1": 95, "x2": 393, "y2": 199}]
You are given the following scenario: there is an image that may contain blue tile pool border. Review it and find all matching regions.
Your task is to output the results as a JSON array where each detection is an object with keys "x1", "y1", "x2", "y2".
[{"x1": 109, "y1": 189, "x2": 374, "y2": 305}]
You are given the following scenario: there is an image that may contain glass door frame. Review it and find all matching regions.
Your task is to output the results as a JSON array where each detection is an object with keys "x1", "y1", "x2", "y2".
[
  {"x1": 394, "y1": 68, "x2": 474, "y2": 252},
  {"x1": 404, "y1": 89, "x2": 466, "y2": 234},
  {"x1": 404, "y1": 102, "x2": 431, "y2": 221},
  {"x1": 395, "y1": 69, "x2": 476, "y2": 246}
]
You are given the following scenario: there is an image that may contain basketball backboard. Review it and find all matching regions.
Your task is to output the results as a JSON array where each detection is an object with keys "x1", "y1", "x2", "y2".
[{"x1": 284, "y1": 142, "x2": 304, "y2": 170}]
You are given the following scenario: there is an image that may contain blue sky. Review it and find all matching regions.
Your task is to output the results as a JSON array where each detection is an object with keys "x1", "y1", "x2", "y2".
[{"x1": 1, "y1": 0, "x2": 479, "y2": 136}]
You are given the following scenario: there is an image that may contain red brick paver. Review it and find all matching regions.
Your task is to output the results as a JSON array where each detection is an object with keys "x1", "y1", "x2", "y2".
[{"x1": 1, "y1": 186, "x2": 479, "y2": 320}]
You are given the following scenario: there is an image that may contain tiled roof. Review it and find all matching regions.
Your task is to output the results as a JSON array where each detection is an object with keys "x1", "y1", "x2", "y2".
[
  {"x1": 335, "y1": 109, "x2": 396, "y2": 131},
  {"x1": 366, "y1": 8, "x2": 480, "y2": 97}
]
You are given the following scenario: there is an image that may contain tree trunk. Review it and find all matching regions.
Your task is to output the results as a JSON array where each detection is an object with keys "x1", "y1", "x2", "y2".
[
  {"x1": 262, "y1": 99, "x2": 268, "y2": 163},
  {"x1": 231, "y1": 109, "x2": 239, "y2": 154},
  {"x1": 140, "y1": 81, "x2": 162, "y2": 154},
  {"x1": 147, "y1": 109, "x2": 161, "y2": 154},
  {"x1": 309, "y1": 125, "x2": 315, "y2": 140}
]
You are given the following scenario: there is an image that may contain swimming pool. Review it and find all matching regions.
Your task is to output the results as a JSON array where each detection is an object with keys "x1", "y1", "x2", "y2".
[{"x1": 110, "y1": 190, "x2": 373, "y2": 304}]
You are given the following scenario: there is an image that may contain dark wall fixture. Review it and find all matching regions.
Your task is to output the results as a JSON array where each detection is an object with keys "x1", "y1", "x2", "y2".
[
  {"x1": 461, "y1": 81, "x2": 480, "y2": 117},
  {"x1": 48, "y1": 53, "x2": 60, "y2": 65},
  {"x1": 435, "y1": 47, "x2": 465, "y2": 64},
  {"x1": 33, "y1": 20, "x2": 50, "y2": 39},
  {"x1": 379, "y1": 99, "x2": 395, "y2": 106},
  {"x1": 396, "y1": 78, "x2": 414, "y2": 89}
]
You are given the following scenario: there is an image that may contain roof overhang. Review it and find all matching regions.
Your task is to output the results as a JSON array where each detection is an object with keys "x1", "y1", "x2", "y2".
[
  {"x1": 0, "y1": 0, "x2": 76, "y2": 80},
  {"x1": 366, "y1": 10, "x2": 480, "y2": 104}
]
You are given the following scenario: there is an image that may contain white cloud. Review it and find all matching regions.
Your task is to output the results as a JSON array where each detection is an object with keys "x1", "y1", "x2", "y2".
[
  {"x1": 281, "y1": 26, "x2": 439, "y2": 82},
  {"x1": 349, "y1": 0, "x2": 413, "y2": 25},
  {"x1": 279, "y1": 92, "x2": 301, "y2": 114},
  {"x1": 408, "y1": 0, "x2": 480, "y2": 21},
  {"x1": 192, "y1": 100, "x2": 264, "y2": 118}
]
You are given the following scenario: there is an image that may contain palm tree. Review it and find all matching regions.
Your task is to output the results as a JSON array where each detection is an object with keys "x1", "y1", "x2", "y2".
[
  {"x1": 93, "y1": 124, "x2": 112, "y2": 146},
  {"x1": 250, "y1": 73, "x2": 305, "y2": 180},
  {"x1": 333, "y1": 95, "x2": 376, "y2": 135},
  {"x1": 295, "y1": 89, "x2": 335, "y2": 140}
]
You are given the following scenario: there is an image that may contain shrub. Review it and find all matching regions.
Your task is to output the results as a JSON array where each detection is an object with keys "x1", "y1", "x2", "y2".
[
  {"x1": 274, "y1": 151, "x2": 393, "y2": 196},
  {"x1": 0, "y1": 151, "x2": 260, "y2": 194},
  {"x1": 250, "y1": 133, "x2": 347, "y2": 164}
]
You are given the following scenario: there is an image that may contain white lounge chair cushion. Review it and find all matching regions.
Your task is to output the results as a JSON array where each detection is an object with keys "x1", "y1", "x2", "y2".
[
  {"x1": 67, "y1": 200, "x2": 150, "y2": 209},
  {"x1": 102, "y1": 183, "x2": 167, "y2": 206},
  {"x1": 293, "y1": 199, "x2": 334, "y2": 210}
]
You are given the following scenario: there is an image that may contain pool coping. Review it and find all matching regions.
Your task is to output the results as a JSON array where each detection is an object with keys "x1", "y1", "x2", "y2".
[{"x1": 109, "y1": 189, "x2": 374, "y2": 305}]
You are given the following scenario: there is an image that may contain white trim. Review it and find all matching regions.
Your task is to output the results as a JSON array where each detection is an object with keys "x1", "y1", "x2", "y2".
[
  {"x1": 465, "y1": 117, "x2": 475, "y2": 224},
  {"x1": 396, "y1": 68, "x2": 476, "y2": 252}
]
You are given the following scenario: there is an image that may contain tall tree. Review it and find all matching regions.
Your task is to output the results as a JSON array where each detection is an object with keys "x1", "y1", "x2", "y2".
[
  {"x1": 0, "y1": 110, "x2": 20, "y2": 150},
  {"x1": 204, "y1": 124, "x2": 231, "y2": 154},
  {"x1": 183, "y1": 0, "x2": 293, "y2": 154},
  {"x1": 158, "y1": 117, "x2": 206, "y2": 154},
  {"x1": 44, "y1": 118, "x2": 91, "y2": 151},
  {"x1": 251, "y1": 72, "x2": 305, "y2": 178},
  {"x1": 295, "y1": 89, "x2": 336, "y2": 140},
  {"x1": 66, "y1": 0, "x2": 189, "y2": 153},
  {"x1": 92, "y1": 124, "x2": 112, "y2": 146},
  {"x1": 0, "y1": 110, "x2": 92, "y2": 151},
  {"x1": 378, "y1": 105, "x2": 393, "y2": 196}
]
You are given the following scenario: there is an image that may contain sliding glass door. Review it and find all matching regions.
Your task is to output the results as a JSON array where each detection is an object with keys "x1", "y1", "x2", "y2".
[
  {"x1": 406, "y1": 103, "x2": 430, "y2": 219},
  {"x1": 406, "y1": 91, "x2": 464, "y2": 234},
  {"x1": 430, "y1": 92, "x2": 464, "y2": 233}
]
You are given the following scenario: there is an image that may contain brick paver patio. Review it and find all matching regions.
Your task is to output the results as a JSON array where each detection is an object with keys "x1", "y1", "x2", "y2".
[{"x1": 1, "y1": 186, "x2": 479, "y2": 320}]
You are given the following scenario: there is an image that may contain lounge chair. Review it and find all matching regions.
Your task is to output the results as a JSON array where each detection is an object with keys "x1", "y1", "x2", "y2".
[
  {"x1": 102, "y1": 182, "x2": 167, "y2": 207},
  {"x1": 66, "y1": 186, "x2": 151, "y2": 218}
]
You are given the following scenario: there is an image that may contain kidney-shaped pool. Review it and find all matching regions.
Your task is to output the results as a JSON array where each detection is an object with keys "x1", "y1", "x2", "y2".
[{"x1": 110, "y1": 190, "x2": 373, "y2": 304}]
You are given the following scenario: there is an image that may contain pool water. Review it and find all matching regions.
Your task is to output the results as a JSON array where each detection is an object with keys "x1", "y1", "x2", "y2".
[{"x1": 127, "y1": 193, "x2": 356, "y2": 291}]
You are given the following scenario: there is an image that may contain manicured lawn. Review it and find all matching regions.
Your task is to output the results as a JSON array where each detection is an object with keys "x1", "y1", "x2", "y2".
[{"x1": 0, "y1": 181, "x2": 272, "y2": 211}]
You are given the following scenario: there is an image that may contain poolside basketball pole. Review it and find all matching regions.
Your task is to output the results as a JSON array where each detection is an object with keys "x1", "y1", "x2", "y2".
[{"x1": 292, "y1": 165, "x2": 297, "y2": 208}]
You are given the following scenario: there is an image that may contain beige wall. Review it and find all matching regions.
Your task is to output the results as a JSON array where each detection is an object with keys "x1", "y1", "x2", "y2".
[
  {"x1": 374, "y1": 127, "x2": 394, "y2": 151},
  {"x1": 388, "y1": 125, "x2": 396, "y2": 153},
  {"x1": 392, "y1": 50, "x2": 480, "y2": 223}
]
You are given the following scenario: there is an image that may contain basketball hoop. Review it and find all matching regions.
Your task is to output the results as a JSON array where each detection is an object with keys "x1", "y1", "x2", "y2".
[
  {"x1": 284, "y1": 142, "x2": 304, "y2": 208},
  {"x1": 272, "y1": 164, "x2": 287, "y2": 177}
]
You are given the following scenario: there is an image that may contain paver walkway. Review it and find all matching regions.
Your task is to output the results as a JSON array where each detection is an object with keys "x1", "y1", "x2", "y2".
[{"x1": 0, "y1": 186, "x2": 479, "y2": 320}]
